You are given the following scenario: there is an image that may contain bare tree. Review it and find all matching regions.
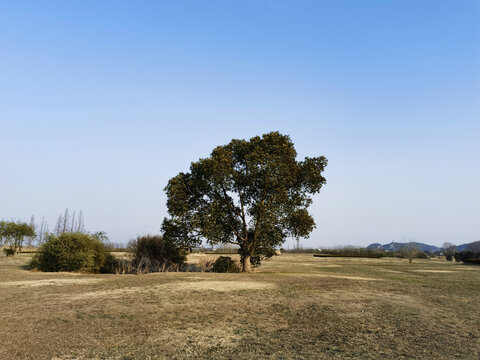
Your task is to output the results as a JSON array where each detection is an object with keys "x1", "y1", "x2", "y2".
[
  {"x1": 77, "y1": 210, "x2": 85, "y2": 232},
  {"x1": 401, "y1": 241, "x2": 418, "y2": 264},
  {"x1": 70, "y1": 210, "x2": 76, "y2": 233},
  {"x1": 37, "y1": 217, "x2": 44, "y2": 245},
  {"x1": 37, "y1": 217, "x2": 46, "y2": 245},
  {"x1": 53, "y1": 209, "x2": 86, "y2": 236},
  {"x1": 442, "y1": 242, "x2": 457, "y2": 261},
  {"x1": 54, "y1": 213, "x2": 63, "y2": 236},
  {"x1": 61, "y1": 208, "x2": 70, "y2": 234}
]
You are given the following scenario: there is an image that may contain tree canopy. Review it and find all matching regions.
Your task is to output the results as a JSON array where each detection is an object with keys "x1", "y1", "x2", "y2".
[
  {"x1": 0, "y1": 220, "x2": 36, "y2": 254},
  {"x1": 162, "y1": 131, "x2": 327, "y2": 271}
]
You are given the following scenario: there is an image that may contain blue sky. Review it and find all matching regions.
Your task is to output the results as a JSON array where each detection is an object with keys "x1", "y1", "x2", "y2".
[{"x1": 1, "y1": 0, "x2": 479, "y2": 247}]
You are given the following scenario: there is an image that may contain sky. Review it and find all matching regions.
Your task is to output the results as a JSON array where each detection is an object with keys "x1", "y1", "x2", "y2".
[{"x1": 0, "y1": 0, "x2": 479, "y2": 248}]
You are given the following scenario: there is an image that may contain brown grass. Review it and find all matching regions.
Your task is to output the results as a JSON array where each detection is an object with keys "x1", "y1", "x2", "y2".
[
  {"x1": 1, "y1": 253, "x2": 479, "y2": 359},
  {"x1": 0, "y1": 278, "x2": 103, "y2": 287}
]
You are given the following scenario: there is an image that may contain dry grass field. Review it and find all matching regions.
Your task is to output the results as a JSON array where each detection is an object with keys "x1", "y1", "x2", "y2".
[{"x1": 1, "y1": 253, "x2": 479, "y2": 359}]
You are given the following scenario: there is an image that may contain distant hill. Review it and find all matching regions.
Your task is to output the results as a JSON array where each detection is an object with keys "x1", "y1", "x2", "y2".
[
  {"x1": 367, "y1": 241, "x2": 480, "y2": 253},
  {"x1": 458, "y1": 240, "x2": 480, "y2": 252},
  {"x1": 456, "y1": 243, "x2": 470, "y2": 251},
  {"x1": 366, "y1": 242, "x2": 440, "y2": 252}
]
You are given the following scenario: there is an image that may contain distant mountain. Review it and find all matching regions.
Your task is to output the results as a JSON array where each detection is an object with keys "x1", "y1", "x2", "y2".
[
  {"x1": 456, "y1": 243, "x2": 470, "y2": 251},
  {"x1": 366, "y1": 242, "x2": 441, "y2": 252},
  {"x1": 457, "y1": 241, "x2": 480, "y2": 252},
  {"x1": 366, "y1": 241, "x2": 480, "y2": 253}
]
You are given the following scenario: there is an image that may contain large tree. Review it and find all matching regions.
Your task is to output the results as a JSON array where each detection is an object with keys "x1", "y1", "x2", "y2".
[{"x1": 162, "y1": 132, "x2": 327, "y2": 272}]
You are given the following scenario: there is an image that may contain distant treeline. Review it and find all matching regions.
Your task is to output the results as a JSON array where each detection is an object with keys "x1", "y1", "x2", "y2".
[
  {"x1": 447, "y1": 241, "x2": 480, "y2": 264},
  {"x1": 283, "y1": 247, "x2": 392, "y2": 257},
  {"x1": 282, "y1": 242, "x2": 480, "y2": 264}
]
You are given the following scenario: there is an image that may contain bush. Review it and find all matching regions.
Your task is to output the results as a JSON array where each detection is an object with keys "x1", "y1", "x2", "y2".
[
  {"x1": 454, "y1": 251, "x2": 480, "y2": 264},
  {"x1": 211, "y1": 256, "x2": 238, "y2": 273},
  {"x1": 129, "y1": 235, "x2": 186, "y2": 273},
  {"x1": 29, "y1": 232, "x2": 116, "y2": 273},
  {"x1": 250, "y1": 255, "x2": 262, "y2": 268},
  {"x1": 416, "y1": 251, "x2": 429, "y2": 259},
  {"x1": 3, "y1": 247, "x2": 16, "y2": 257}
]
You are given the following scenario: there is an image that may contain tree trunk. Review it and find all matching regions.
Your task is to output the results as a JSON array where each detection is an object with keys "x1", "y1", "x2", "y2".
[{"x1": 241, "y1": 255, "x2": 252, "y2": 272}]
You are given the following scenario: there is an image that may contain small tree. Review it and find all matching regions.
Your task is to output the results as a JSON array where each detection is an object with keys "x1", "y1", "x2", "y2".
[
  {"x1": 401, "y1": 242, "x2": 418, "y2": 264},
  {"x1": 162, "y1": 132, "x2": 327, "y2": 272},
  {"x1": 0, "y1": 220, "x2": 36, "y2": 254},
  {"x1": 442, "y1": 242, "x2": 457, "y2": 261}
]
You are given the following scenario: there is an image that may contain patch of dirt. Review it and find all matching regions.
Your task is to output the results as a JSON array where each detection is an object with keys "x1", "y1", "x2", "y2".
[
  {"x1": 300, "y1": 263, "x2": 342, "y2": 267},
  {"x1": 0, "y1": 278, "x2": 103, "y2": 287},
  {"x1": 413, "y1": 270, "x2": 455, "y2": 273},
  {"x1": 69, "y1": 280, "x2": 275, "y2": 300},
  {"x1": 283, "y1": 273, "x2": 382, "y2": 281}
]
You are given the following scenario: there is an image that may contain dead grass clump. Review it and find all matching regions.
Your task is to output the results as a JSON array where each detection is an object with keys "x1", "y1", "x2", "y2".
[
  {"x1": 129, "y1": 235, "x2": 186, "y2": 273},
  {"x1": 111, "y1": 257, "x2": 220, "y2": 274},
  {"x1": 194, "y1": 257, "x2": 216, "y2": 272}
]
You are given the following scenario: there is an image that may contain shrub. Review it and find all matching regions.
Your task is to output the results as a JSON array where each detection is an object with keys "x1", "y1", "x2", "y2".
[
  {"x1": 454, "y1": 251, "x2": 480, "y2": 264},
  {"x1": 250, "y1": 255, "x2": 262, "y2": 268},
  {"x1": 211, "y1": 256, "x2": 238, "y2": 273},
  {"x1": 29, "y1": 232, "x2": 116, "y2": 273},
  {"x1": 416, "y1": 251, "x2": 429, "y2": 259},
  {"x1": 3, "y1": 247, "x2": 16, "y2": 257},
  {"x1": 129, "y1": 235, "x2": 186, "y2": 273},
  {"x1": 195, "y1": 257, "x2": 216, "y2": 272}
]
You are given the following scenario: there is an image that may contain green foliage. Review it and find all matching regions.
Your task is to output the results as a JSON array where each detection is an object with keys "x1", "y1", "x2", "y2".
[
  {"x1": 162, "y1": 132, "x2": 327, "y2": 271},
  {"x1": 29, "y1": 232, "x2": 116, "y2": 273},
  {"x1": 129, "y1": 235, "x2": 186, "y2": 273},
  {"x1": 0, "y1": 220, "x2": 36, "y2": 253},
  {"x1": 249, "y1": 255, "x2": 262, "y2": 268},
  {"x1": 211, "y1": 256, "x2": 238, "y2": 273}
]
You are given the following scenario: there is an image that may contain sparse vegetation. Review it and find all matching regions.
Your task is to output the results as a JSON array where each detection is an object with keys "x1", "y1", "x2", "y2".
[{"x1": 128, "y1": 234, "x2": 186, "y2": 274}]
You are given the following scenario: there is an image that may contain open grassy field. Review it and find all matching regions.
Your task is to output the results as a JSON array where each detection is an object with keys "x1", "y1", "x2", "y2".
[{"x1": 1, "y1": 253, "x2": 479, "y2": 359}]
